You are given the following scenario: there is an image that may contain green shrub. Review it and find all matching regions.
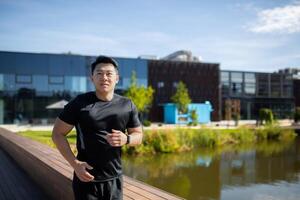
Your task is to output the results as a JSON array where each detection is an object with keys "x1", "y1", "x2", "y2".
[
  {"x1": 150, "y1": 130, "x2": 180, "y2": 153},
  {"x1": 187, "y1": 121, "x2": 198, "y2": 126},
  {"x1": 265, "y1": 125, "x2": 281, "y2": 140},
  {"x1": 259, "y1": 108, "x2": 274, "y2": 125},
  {"x1": 142, "y1": 120, "x2": 151, "y2": 127},
  {"x1": 230, "y1": 127, "x2": 255, "y2": 143},
  {"x1": 255, "y1": 127, "x2": 268, "y2": 141},
  {"x1": 216, "y1": 130, "x2": 236, "y2": 145},
  {"x1": 176, "y1": 128, "x2": 196, "y2": 151},
  {"x1": 278, "y1": 128, "x2": 297, "y2": 141},
  {"x1": 255, "y1": 125, "x2": 296, "y2": 141},
  {"x1": 190, "y1": 109, "x2": 198, "y2": 126},
  {"x1": 195, "y1": 129, "x2": 217, "y2": 148}
]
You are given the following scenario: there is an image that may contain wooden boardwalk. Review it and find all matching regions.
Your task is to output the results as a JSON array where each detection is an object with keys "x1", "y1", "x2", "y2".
[
  {"x1": 0, "y1": 128, "x2": 184, "y2": 200},
  {"x1": 0, "y1": 147, "x2": 49, "y2": 200}
]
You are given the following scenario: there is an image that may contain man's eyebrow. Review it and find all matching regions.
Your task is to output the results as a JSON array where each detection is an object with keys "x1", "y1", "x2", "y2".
[{"x1": 95, "y1": 69, "x2": 115, "y2": 72}]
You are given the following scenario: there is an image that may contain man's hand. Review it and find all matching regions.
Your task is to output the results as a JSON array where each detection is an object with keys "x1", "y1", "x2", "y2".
[
  {"x1": 73, "y1": 160, "x2": 94, "y2": 182},
  {"x1": 106, "y1": 129, "x2": 127, "y2": 147}
]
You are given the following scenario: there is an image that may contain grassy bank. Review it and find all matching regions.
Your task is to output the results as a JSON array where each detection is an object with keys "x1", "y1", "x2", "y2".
[
  {"x1": 123, "y1": 125, "x2": 297, "y2": 154},
  {"x1": 17, "y1": 125, "x2": 297, "y2": 154}
]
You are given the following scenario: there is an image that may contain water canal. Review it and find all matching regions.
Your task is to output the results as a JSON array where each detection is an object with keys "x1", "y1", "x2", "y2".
[{"x1": 123, "y1": 137, "x2": 300, "y2": 200}]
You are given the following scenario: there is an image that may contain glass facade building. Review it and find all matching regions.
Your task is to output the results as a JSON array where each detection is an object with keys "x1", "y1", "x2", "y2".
[
  {"x1": 0, "y1": 51, "x2": 147, "y2": 124},
  {"x1": 0, "y1": 51, "x2": 297, "y2": 123},
  {"x1": 221, "y1": 70, "x2": 294, "y2": 119}
]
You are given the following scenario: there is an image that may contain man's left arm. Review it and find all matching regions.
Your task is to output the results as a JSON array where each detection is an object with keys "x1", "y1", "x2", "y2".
[{"x1": 107, "y1": 101, "x2": 143, "y2": 147}]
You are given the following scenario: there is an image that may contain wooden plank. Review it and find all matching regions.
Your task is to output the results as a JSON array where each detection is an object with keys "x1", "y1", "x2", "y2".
[
  {"x1": 124, "y1": 176, "x2": 184, "y2": 200},
  {"x1": 0, "y1": 131, "x2": 74, "y2": 177},
  {"x1": 125, "y1": 180, "x2": 178, "y2": 200},
  {"x1": 123, "y1": 188, "x2": 150, "y2": 200},
  {"x1": 0, "y1": 148, "x2": 49, "y2": 200},
  {"x1": 123, "y1": 194, "x2": 135, "y2": 200},
  {"x1": 0, "y1": 130, "x2": 73, "y2": 200}
]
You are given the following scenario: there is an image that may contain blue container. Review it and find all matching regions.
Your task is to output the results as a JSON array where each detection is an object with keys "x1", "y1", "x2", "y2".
[{"x1": 163, "y1": 102, "x2": 213, "y2": 124}]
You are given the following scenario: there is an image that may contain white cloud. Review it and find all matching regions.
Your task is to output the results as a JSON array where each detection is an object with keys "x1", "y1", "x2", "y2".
[{"x1": 249, "y1": 2, "x2": 300, "y2": 33}]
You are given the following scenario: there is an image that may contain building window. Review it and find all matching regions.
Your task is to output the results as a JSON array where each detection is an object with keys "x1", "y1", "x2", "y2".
[
  {"x1": 158, "y1": 81, "x2": 164, "y2": 88},
  {"x1": 16, "y1": 75, "x2": 32, "y2": 83},
  {"x1": 64, "y1": 76, "x2": 87, "y2": 93},
  {"x1": 257, "y1": 74, "x2": 269, "y2": 97},
  {"x1": 258, "y1": 84, "x2": 268, "y2": 96},
  {"x1": 231, "y1": 82, "x2": 242, "y2": 95},
  {"x1": 283, "y1": 85, "x2": 292, "y2": 97},
  {"x1": 49, "y1": 76, "x2": 64, "y2": 84},
  {"x1": 231, "y1": 72, "x2": 243, "y2": 83},
  {"x1": 270, "y1": 74, "x2": 281, "y2": 97},
  {"x1": 271, "y1": 83, "x2": 280, "y2": 97},
  {"x1": 32, "y1": 75, "x2": 48, "y2": 93},
  {"x1": 173, "y1": 82, "x2": 178, "y2": 88},
  {"x1": 244, "y1": 73, "x2": 255, "y2": 83},
  {"x1": 245, "y1": 83, "x2": 255, "y2": 95},
  {"x1": 222, "y1": 82, "x2": 230, "y2": 96},
  {"x1": 221, "y1": 71, "x2": 229, "y2": 83}
]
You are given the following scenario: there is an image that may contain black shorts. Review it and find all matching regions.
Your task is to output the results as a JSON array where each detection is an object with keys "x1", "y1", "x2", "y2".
[{"x1": 72, "y1": 174, "x2": 123, "y2": 200}]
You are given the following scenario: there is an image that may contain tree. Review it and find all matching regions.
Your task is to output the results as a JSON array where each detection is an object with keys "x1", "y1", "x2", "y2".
[
  {"x1": 124, "y1": 71, "x2": 154, "y2": 121},
  {"x1": 171, "y1": 81, "x2": 191, "y2": 114}
]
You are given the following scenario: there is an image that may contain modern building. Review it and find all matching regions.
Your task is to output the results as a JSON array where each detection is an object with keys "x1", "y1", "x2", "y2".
[
  {"x1": 278, "y1": 68, "x2": 300, "y2": 108},
  {"x1": 0, "y1": 51, "x2": 147, "y2": 124},
  {"x1": 148, "y1": 59, "x2": 221, "y2": 121},
  {"x1": 221, "y1": 70, "x2": 294, "y2": 119},
  {"x1": 0, "y1": 50, "x2": 298, "y2": 124}
]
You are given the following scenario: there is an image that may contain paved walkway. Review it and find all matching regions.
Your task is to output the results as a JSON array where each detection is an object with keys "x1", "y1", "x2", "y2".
[{"x1": 0, "y1": 147, "x2": 49, "y2": 200}]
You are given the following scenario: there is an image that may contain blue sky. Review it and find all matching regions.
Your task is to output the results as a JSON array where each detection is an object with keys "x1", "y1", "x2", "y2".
[{"x1": 0, "y1": 0, "x2": 300, "y2": 72}]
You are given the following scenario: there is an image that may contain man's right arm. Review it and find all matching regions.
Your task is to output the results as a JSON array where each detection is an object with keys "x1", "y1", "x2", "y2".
[
  {"x1": 52, "y1": 118, "x2": 77, "y2": 166},
  {"x1": 52, "y1": 118, "x2": 94, "y2": 182}
]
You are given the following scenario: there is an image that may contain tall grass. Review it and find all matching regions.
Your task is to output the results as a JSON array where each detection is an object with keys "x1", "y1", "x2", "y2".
[
  {"x1": 123, "y1": 126, "x2": 297, "y2": 154},
  {"x1": 17, "y1": 126, "x2": 297, "y2": 155}
]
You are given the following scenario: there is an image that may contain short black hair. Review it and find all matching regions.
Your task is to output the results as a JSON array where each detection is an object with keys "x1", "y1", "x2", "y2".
[{"x1": 91, "y1": 56, "x2": 119, "y2": 74}]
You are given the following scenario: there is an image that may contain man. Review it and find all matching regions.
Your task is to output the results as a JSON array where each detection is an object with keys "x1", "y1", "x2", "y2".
[{"x1": 52, "y1": 56, "x2": 143, "y2": 200}]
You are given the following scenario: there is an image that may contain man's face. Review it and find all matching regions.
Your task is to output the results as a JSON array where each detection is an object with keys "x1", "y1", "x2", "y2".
[{"x1": 91, "y1": 63, "x2": 119, "y2": 94}]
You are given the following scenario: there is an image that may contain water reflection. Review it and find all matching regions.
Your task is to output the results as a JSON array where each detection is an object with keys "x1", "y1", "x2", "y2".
[{"x1": 123, "y1": 138, "x2": 300, "y2": 200}]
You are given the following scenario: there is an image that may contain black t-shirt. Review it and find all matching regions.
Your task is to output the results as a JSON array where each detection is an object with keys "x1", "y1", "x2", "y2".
[{"x1": 59, "y1": 92, "x2": 140, "y2": 181}]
